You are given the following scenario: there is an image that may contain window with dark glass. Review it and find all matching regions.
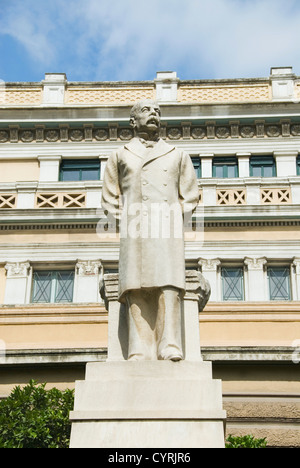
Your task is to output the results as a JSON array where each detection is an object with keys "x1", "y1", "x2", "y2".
[
  {"x1": 297, "y1": 155, "x2": 300, "y2": 175},
  {"x1": 268, "y1": 267, "x2": 291, "y2": 301},
  {"x1": 250, "y1": 156, "x2": 276, "y2": 177},
  {"x1": 60, "y1": 159, "x2": 100, "y2": 182},
  {"x1": 213, "y1": 158, "x2": 238, "y2": 178},
  {"x1": 32, "y1": 270, "x2": 75, "y2": 304},
  {"x1": 191, "y1": 157, "x2": 201, "y2": 178},
  {"x1": 222, "y1": 267, "x2": 244, "y2": 301}
]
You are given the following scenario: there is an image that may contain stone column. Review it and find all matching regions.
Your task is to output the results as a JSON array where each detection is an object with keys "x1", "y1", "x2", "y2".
[
  {"x1": 198, "y1": 259, "x2": 221, "y2": 301},
  {"x1": 4, "y1": 262, "x2": 31, "y2": 305},
  {"x1": 100, "y1": 273, "x2": 127, "y2": 362},
  {"x1": 244, "y1": 257, "x2": 268, "y2": 301},
  {"x1": 184, "y1": 271, "x2": 211, "y2": 361},
  {"x1": 74, "y1": 260, "x2": 102, "y2": 303}
]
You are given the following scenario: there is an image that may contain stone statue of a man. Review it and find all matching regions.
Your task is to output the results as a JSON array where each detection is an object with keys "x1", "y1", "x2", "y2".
[{"x1": 101, "y1": 100, "x2": 199, "y2": 361}]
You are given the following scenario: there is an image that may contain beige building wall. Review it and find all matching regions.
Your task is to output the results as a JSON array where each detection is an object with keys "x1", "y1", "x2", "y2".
[{"x1": 0, "y1": 160, "x2": 39, "y2": 183}]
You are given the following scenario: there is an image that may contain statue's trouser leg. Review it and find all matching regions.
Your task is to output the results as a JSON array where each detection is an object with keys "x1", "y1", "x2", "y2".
[
  {"x1": 156, "y1": 287, "x2": 183, "y2": 361},
  {"x1": 126, "y1": 289, "x2": 157, "y2": 361},
  {"x1": 126, "y1": 287, "x2": 183, "y2": 361}
]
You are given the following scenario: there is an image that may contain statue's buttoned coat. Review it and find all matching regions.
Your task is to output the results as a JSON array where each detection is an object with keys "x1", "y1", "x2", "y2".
[{"x1": 101, "y1": 137, "x2": 199, "y2": 302}]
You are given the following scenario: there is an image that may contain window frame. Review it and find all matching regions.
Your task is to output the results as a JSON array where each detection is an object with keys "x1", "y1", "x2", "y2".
[
  {"x1": 250, "y1": 156, "x2": 276, "y2": 178},
  {"x1": 212, "y1": 157, "x2": 239, "y2": 179},
  {"x1": 59, "y1": 159, "x2": 101, "y2": 182},
  {"x1": 31, "y1": 269, "x2": 75, "y2": 304},
  {"x1": 267, "y1": 266, "x2": 291, "y2": 301},
  {"x1": 191, "y1": 157, "x2": 201, "y2": 178},
  {"x1": 221, "y1": 266, "x2": 245, "y2": 302}
]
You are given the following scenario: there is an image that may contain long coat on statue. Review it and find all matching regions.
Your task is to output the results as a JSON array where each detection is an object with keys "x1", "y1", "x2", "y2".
[{"x1": 101, "y1": 137, "x2": 199, "y2": 303}]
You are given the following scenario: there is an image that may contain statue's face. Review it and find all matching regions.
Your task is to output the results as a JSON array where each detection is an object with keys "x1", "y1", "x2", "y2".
[{"x1": 131, "y1": 101, "x2": 161, "y2": 133}]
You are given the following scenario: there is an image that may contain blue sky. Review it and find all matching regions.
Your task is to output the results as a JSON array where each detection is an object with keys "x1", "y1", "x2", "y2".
[{"x1": 0, "y1": 0, "x2": 300, "y2": 83}]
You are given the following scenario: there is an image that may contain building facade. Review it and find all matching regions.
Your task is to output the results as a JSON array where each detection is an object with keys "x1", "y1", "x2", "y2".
[{"x1": 0, "y1": 68, "x2": 299, "y2": 447}]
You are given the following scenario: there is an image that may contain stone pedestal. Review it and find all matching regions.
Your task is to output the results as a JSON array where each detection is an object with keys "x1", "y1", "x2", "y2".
[
  {"x1": 70, "y1": 271, "x2": 226, "y2": 448},
  {"x1": 70, "y1": 361, "x2": 226, "y2": 448}
]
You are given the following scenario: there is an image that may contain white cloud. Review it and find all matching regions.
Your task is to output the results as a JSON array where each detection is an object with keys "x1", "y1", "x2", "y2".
[{"x1": 1, "y1": 0, "x2": 300, "y2": 80}]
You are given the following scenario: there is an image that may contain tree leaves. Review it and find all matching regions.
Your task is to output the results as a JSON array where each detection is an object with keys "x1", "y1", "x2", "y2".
[
  {"x1": 226, "y1": 434, "x2": 267, "y2": 449},
  {"x1": 0, "y1": 380, "x2": 74, "y2": 449}
]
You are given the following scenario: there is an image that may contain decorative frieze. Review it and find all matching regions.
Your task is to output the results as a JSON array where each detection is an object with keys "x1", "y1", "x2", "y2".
[{"x1": 0, "y1": 120, "x2": 299, "y2": 143}]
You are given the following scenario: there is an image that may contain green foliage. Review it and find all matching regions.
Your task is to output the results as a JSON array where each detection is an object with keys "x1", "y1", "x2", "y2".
[
  {"x1": 0, "y1": 380, "x2": 74, "y2": 449},
  {"x1": 226, "y1": 434, "x2": 267, "y2": 449}
]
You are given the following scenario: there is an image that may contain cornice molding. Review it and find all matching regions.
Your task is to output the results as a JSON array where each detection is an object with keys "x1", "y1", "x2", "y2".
[{"x1": 0, "y1": 346, "x2": 298, "y2": 367}]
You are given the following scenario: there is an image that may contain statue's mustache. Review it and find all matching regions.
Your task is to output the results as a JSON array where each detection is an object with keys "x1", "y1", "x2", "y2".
[{"x1": 146, "y1": 117, "x2": 160, "y2": 125}]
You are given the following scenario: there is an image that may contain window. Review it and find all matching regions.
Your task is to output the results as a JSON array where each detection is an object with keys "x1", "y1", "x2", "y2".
[
  {"x1": 222, "y1": 267, "x2": 244, "y2": 301},
  {"x1": 191, "y1": 157, "x2": 201, "y2": 178},
  {"x1": 297, "y1": 156, "x2": 300, "y2": 176},
  {"x1": 268, "y1": 267, "x2": 291, "y2": 301},
  {"x1": 32, "y1": 270, "x2": 75, "y2": 303},
  {"x1": 60, "y1": 159, "x2": 100, "y2": 182},
  {"x1": 213, "y1": 158, "x2": 238, "y2": 178},
  {"x1": 250, "y1": 156, "x2": 276, "y2": 177}
]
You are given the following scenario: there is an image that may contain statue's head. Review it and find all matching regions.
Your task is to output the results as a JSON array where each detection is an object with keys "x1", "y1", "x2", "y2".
[{"x1": 130, "y1": 100, "x2": 161, "y2": 135}]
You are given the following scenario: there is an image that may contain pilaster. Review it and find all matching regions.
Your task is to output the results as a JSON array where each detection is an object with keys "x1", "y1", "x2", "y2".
[
  {"x1": 274, "y1": 151, "x2": 298, "y2": 177},
  {"x1": 244, "y1": 257, "x2": 268, "y2": 301},
  {"x1": 237, "y1": 153, "x2": 251, "y2": 178},
  {"x1": 201, "y1": 154, "x2": 214, "y2": 178},
  {"x1": 4, "y1": 262, "x2": 32, "y2": 305},
  {"x1": 292, "y1": 258, "x2": 300, "y2": 301},
  {"x1": 198, "y1": 259, "x2": 221, "y2": 301},
  {"x1": 38, "y1": 155, "x2": 62, "y2": 182},
  {"x1": 74, "y1": 260, "x2": 103, "y2": 303}
]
